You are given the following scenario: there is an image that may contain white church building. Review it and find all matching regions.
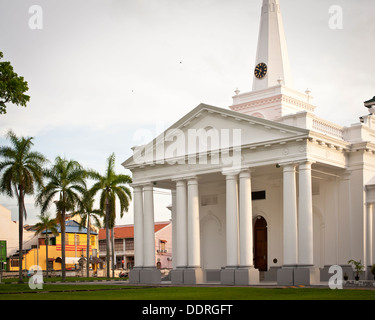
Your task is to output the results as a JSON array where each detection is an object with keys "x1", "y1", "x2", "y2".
[{"x1": 122, "y1": 0, "x2": 375, "y2": 286}]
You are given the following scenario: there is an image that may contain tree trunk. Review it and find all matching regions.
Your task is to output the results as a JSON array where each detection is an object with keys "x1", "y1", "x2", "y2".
[
  {"x1": 105, "y1": 199, "x2": 110, "y2": 278},
  {"x1": 61, "y1": 208, "x2": 66, "y2": 281},
  {"x1": 18, "y1": 187, "x2": 24, "y2": 284},
  {"x1": 86, "y1": 217, "x2": 90, "y2": 278},
  {"x1": 111, "y1": 227, "x2": 115, "y2": 278}
]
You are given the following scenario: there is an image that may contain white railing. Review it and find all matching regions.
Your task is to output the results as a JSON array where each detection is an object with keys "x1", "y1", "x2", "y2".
[{"x1": 312, "y1": 118, "x2": 344, "y2": 139}]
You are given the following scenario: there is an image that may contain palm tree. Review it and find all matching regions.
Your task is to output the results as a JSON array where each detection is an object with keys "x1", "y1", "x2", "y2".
[
  {"x1": 72, "y1": 190, "x2": 103, "y2": 278},
  {"x1": 34, "y1": 213, "x2": 58, "y2": 278},
  {"x1": 36, "y1": 156, "x2": 86, "y2": 281},
  {"x1": 0, "y1": 130, "x2": 47, "y2": 283},
  {"x1": 89, "y1": 153, "x2": 132, "y2": 278}
]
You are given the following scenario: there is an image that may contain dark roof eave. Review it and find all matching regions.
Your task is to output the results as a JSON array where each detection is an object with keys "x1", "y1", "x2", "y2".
[{"x1": 364, "y1": 96, "x2": 375, "y2": 107}]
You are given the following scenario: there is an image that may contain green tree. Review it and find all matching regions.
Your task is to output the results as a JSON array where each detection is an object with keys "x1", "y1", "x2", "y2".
[
  {"x1": 36, "y1": 156, "x2": 86, "y2": 281},
  {"x1": 72, "y1": 190, "x2": 103, "y2": 278},
  {"x1": 0, "y1": 130, "x2": 47, "y2": 283},
  {"x1": 34, "y1": 213, "x2": 58, "y2": 278},
  {"x1": 89, "y1": 153, "x2": 132, "y2": 277},
  {"x1": 0, "y1": 52, "x2": 30, "y2": 114}
]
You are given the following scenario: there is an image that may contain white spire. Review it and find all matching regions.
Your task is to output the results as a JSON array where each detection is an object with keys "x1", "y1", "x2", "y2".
[
  {"x1": 231, "y1": 0, "x2": 315, "y2": 121},
  {"x1": 252, "y1": 0, "x2": 293, "y2": 91}
]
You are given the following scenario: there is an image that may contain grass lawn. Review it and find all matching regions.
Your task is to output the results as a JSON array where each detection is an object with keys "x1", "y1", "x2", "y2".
[{"x1": 0, "y1": 283, "x2": 374, "y2": 300}]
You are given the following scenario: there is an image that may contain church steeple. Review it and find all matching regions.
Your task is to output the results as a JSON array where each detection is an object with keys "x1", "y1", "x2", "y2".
[
  {"x1": 230, "y1": 0, "x2": 315, "y2": 121},
  {"x1": 252, "y1": 0, "x2": 293, "y2": 91}
]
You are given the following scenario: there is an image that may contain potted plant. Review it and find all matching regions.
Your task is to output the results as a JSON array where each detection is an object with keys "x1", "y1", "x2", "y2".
[
  {"x1": 343, "y1": 272, "x2": 349, "y2": 281},
  {"x1": 348, "y1": 259, "x2": 364, "y2": 281},
  {"x1": 371, "y1": 264, "x2": 375, "y2": 280}
]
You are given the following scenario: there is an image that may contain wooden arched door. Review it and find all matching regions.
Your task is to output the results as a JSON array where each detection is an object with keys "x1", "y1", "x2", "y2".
[{"x1": 254, "y1": 216, "x2": 268, "y2": 271}]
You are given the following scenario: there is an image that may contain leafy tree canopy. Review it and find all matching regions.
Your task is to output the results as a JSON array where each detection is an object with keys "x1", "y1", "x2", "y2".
[{"x1": 0, "y1": 52, "x2": 30, "y2": 114}]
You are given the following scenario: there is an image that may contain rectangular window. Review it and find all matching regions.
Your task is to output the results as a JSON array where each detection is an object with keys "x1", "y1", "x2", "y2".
[
  {"x1": 46, "y1": 238, "x2": 55, "y2": 245},
  {"x1": 125, "y1": 238, "x2": 134, "y2": 250},
  {"x1": 201, "y1": 194, "x2": 218, "y2": 206},
  {"x1": 11, "y1": 259, "x2": 19, "y2": 267},
  {"x1": 99, "y1": 240, "x2": 106, "y2": 252},
  {"x1": 252, "y1": 191, "x2": 266, "y2": 201},
  {"x1": 160, "y1": 240, "x2": 166, "y2": 251},
  {"x1": 47, "y1": 260, "x2": 54, "y2": 270},
  {"x1": 114, "y1": 239, "x2": 124, "y2": 252},
  {"x1": 74, "y1": 234, "x2": 80, "y2": 246}
]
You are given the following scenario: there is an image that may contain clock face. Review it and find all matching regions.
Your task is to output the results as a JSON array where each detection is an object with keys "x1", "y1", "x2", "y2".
[{"x1": 254, "y1": 63, "x2": 268, "y2": 79}]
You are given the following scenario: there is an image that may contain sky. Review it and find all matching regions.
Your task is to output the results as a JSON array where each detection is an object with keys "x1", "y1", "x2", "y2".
[{"x1": 0, "y1": 0, "x2": 374, "y2": 225}]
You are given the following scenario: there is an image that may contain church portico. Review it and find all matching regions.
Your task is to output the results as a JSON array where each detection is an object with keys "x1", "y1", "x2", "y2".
[{"x1": 128, "y1": 150, "x2": 331, "y2": 285}]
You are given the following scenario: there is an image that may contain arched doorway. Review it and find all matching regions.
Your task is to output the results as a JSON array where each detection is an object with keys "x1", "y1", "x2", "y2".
[{"x1": 254, "y1": 216, "x2": 268, "y2": 271}]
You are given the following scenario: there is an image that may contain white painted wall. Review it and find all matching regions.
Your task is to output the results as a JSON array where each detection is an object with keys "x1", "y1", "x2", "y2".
[{"x1": 0, "y1": 205, "x2": 36, "y2": 257}]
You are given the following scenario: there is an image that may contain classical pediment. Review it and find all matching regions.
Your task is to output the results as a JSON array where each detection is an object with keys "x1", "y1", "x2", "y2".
[{"x1": 122, "y1": 103, "x2": 309, "y2": 169}]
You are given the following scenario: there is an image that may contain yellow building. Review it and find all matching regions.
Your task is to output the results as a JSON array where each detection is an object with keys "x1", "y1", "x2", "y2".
[{"x1": 9, "y1": 220, "x2": 99, "y2": 272}]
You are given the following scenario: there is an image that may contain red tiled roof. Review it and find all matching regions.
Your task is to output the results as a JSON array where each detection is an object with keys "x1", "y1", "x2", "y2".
[{"x1": 98, "y1": 221, "x2": 170, "y2": 240}]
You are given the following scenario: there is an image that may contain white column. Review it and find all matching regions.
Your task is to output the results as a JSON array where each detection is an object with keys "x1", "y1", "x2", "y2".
[
  {"x1": 298, "y1": 161, "x2": 314, "y2": 266},
  {"x1": 171, "y1": 190, "x2": 177, "y2": 269},
  {"x1": 187, "y1": 177, "x2": 201, "y2": 268},
  {"x1": 143, "y1": 183, "x2": 155, "y2": 268},
  {"x1": 176, "y1": 180, "x2": 188, "y2": 268},
  {"x1": 239, "y1": 170, "x2": 254, "y2": 268},
  {"x1": 366, "y1": 203, "x2": 373, "y2": 269},
  {"x1": 283, "y1": 164, "x2": 298, "y2": 266},
  {"x1": 133, "y1": 186, "x2": 144, "y2": 268},
  {"x1": 225, "y1": 173, "x2": 239, "y2": 267},
  {"x1": 372, "y1": 203, "x2": 375, "y2": 266}
]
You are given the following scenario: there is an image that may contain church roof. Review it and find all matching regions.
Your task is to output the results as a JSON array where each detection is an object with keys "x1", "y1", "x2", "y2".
[
  {"x1": 43, "y1": 220, "x2": 98, "y2": 235},
  {"x1": 98, "y1": 221, "x2": 170, "y2": 240},
  {"x1": 122, "y1": 103, "x2": 310, "y2": 169}
]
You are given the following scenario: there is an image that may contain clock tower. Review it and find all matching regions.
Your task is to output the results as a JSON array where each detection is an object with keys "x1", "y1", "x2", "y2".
[
  {"x1": 253, "y1": 0, "x2": 293, "y2": 91},
  {"x1": 230, "y1": 0, "x2": 316, "y2": 121}
]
